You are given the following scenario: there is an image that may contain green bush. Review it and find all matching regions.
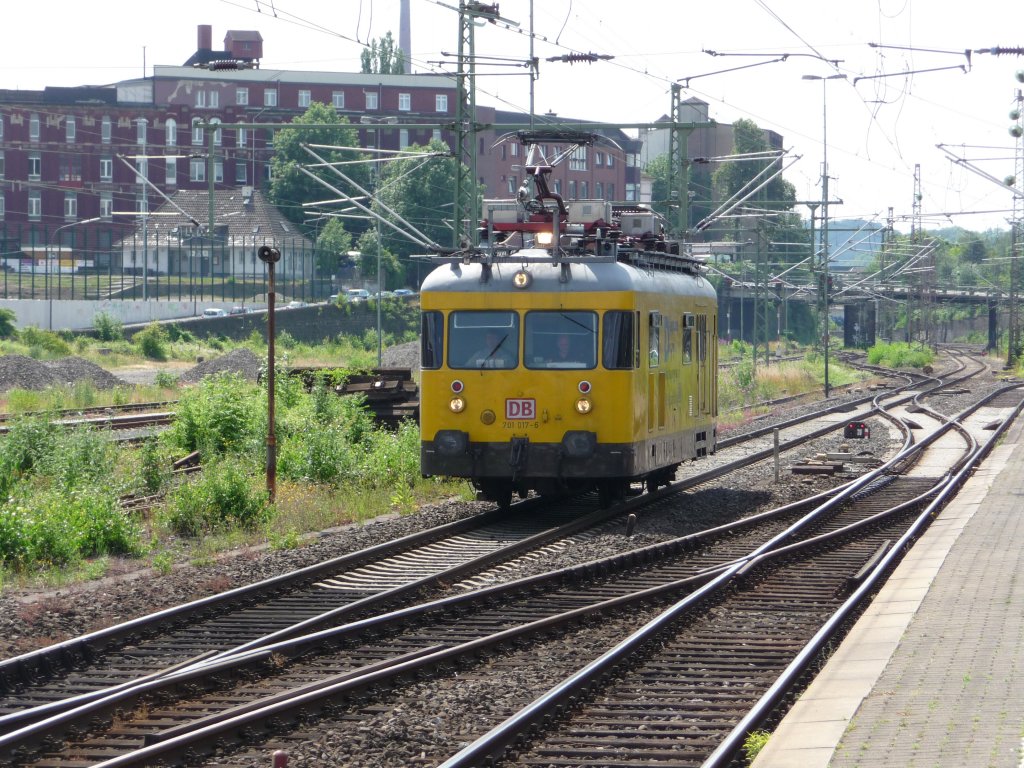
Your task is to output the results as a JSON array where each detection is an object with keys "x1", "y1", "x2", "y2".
[
  {"x1": 162, "y1": 459, "x2": 268, "y2": 536},
  {"x1": 0, "y1": 488, "x2": 142, "y2": 568},
  {"x1": 0, "y1": 308, "x2": 17, "y2": 339},
  {"x1": 19, "y1": 327, "x2": 73, "y2": 357},
  {"x1": 162, "y1": 372, "x2": 265, "y2": 457},
  {"x1": 134, "y1": 322, "x2": 170, "y2": 361},
  {"x1": 0, "y1": 417, "x2": 60, "y2": 497},
  {"x1": 93, "y1": 312, "x2": 124, "y2": 342}
]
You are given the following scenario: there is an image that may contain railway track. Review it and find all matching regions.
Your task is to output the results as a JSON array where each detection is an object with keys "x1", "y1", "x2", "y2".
[{"x1": 0, "y1": 353, "x2": 1009, "y2": 766}]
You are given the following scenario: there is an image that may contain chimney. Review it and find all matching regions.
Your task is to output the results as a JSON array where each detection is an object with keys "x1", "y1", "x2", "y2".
[{"x1": 198, "y1": 24, "x2": 213, "y2": 51}]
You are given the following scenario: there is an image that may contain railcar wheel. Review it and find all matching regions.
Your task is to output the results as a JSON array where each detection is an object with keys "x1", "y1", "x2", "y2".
[
  {"x1": 598, "y1": 479, "x2": 628, "y2": 508},
  {"x1": 478, "y1": 480, "x2": 514, "y2": 510}
]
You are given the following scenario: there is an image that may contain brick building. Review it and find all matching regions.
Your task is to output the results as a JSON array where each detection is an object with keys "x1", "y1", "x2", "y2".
[{"x1": 0, "y1": 24, "x2": 641, "y2": 262}]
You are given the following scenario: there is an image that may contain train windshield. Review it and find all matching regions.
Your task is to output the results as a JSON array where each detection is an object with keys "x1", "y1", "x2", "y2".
[
  {"x1": 524, "y1": 311, "x2": 598, "y2": 369},
  {"x1": 448, "y1": 311, "x2": 520, "y2": 369}
]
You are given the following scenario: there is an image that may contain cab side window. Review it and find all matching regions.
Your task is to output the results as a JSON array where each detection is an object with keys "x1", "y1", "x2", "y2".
[{"x1": 421, "y1": 311, "x2": 444, "y2": 369}]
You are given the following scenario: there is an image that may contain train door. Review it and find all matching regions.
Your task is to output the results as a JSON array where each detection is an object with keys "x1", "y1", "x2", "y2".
[
  {"x1": 697, "y1": 313, "x2": 709, "y2": 414},
  {"x1": 648, "y1": 311, "x2": 663, "y2": 432}
]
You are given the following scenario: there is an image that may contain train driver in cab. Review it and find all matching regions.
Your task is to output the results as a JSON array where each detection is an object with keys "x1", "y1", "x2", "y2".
[{"x1": 469, "y1": 330, "x2": 515, "y2": 368}]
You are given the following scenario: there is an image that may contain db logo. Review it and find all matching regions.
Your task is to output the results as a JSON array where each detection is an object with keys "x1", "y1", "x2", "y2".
[{"x1": 505, "y1": 398, "x2": 536, "y2": 420}]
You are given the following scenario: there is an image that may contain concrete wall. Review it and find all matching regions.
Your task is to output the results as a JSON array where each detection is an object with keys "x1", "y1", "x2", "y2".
[
  {"x1": 119, "y1": 302, "x2": 418, "y2": 345},
  {"x1": 0, "y1": 298, "x2": 251, "y2": 331}
]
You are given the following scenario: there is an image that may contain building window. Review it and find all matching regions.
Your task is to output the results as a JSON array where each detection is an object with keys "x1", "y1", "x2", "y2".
[
  {"x1": 298, "y1": 89, "x2": 311, "y2": 108},
  {"x1": 507, "y1": 175, "x2": 517, "y2": 195},
  {"x1": 365, "y1": 91, "x2": 378, "y2": 110},
  {"x1": 432, "y1": 128, "x2": 441, "y2": 143},
  {"x1": 136, "y1": 118, "x2": 147, "y2": 145},
  {"x1": 192, "y1": 118, "x2": 204, "y2": 145},
  {"x1": 135, "y1": 158, "x2": 148, "y2": 184},
  {"x1": 238, "y1": 127, "x2": 248, "y2": 147},
  {"x1": 510, "y1": 143, "x2": 519, "y2": 157},
  {"x1": 28, "y1": 152, "x2": 41, "y2": 180},
  {"x1": 0, "y1": 192, "x2": 5, "y2": 219},
  {"x1": 137, "y1": 193, "x2": 148, "y2": 214},
  {"x1": 236, "y1": 87, "x2": 249, "y2": 106},
  {"x1": 100, "y1": 156, "x2": 113, "y2": 181},
  {"x1": 236, "y1": 161, "x2": 247, "y2": 183},
  {"x1": 435, "y1": 94, "x2": 448, "y2": 113},
  {"x1": 580, "y1": 181, "x2": 588, "y2": 198},
  {"x1": 195, "y1": 90, "x2": 206, "y2": 108},
  {"x1": 209, "y1": 90, "x2": 219, "y2": 108},
  {"x1": 211, "y1": 118, "x2": 222, "y2": 145},
  {"x1": 595, "y1": 151, "x2": 604, "y2": 167},
  {"x1": 568, "y1": 180, "x2": 577, "y2": 199},
  {"x1": 569, "y1": 146, "x2": 587, "y2": 171},
  {"x1": 0, "y1": 114, "x2": 3, "y2": 139},
  {"x1": 29, "y1": 113, "x2": 40, "y2": 141},
  {"x1": 264, "y1": 89, "x2": 277, "y2": 107},
  {"x1": 165, "y1": 157, "x2": 177, "y2": 186},
  {"x1": 214, "y1": 159, "x2": 224, "y2": 183},
  {"x1": 190, "y1": 158, "x2": 206, "y2": 182},
  {"x1": 553, "y1": 179, "x2": 562, "y2": 195},
  {"x1": 60, "y1": 154, "x2": 82, "y2": 181},
  {"x1": 332, "y1": 91, "x2": 345, "y2": 109},
  {"x1": 64, "y1": 192, "x2": 78, "y2": 219},
  {"x1": 606, "y1": 153, "x2": 614, "y2": 168},
  {"x1": 607, "y1": 183, "x2": 614, "y2": 200},
  {"x1": 28, "y1": 191, "x2": 41, "y2": 220},
  {"x1": 0, "y1": 150, "x2": 4, "y2": 180},
  {"x1": 399, "y1": 129, "x2": 409, "y2": 149},
  {"x1": 102, "y1": 116, "x2": 111, "y2": 143},
  {"x1": 165, "y1": 118, "x2": 177, "y2": 146},
  {"x1": 66, "y1": 116, "x2": 76, "y2": 143},
  {"x1": 100, "y1": 193, "x2": 113, "y2": 219},
  {"x1": 398, "y1": 93, "x2": 411, "y2": 111},
  {"x1": 595, "y1": 182, "x2": 603, "y2": 199},
  {"x1": 625, "y1": 183, "x2": 637, "y2": 201}
]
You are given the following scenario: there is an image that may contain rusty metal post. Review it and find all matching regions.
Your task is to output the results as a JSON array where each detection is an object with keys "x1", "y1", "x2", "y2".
[{"x1": 258, "y1": 245, "x2": 281, "y2": 503}]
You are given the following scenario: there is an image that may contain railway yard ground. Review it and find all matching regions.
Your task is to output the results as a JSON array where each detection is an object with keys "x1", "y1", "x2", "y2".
[{"x1": 0, "y1": 347, "x2": 1022, "y2": 766}]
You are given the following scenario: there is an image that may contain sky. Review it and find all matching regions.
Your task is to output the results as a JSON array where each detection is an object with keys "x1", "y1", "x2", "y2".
[{"x1": 3, "y1": 0, "x2": 1023, "y2": 233}]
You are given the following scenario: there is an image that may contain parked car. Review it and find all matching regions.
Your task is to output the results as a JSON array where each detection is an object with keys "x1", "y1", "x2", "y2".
[
  {"x1": 229, "y1": 305, "x2": 254, "y2": 315},
  {"x1": 393, "y1": 288, "x2": 415, "y2": 297},
  {"x1": 345, "y1": 288, "x2": 371, "y2": 302},
  {"x1": 284, "y1": 300, "x2": 308, "y2": 309},
  {"x1": 329, "y1": 294, "x2": 339, "y2": 303},
  {"x1": 202, "y1": 307, "x2": 227, "y2": 317}
]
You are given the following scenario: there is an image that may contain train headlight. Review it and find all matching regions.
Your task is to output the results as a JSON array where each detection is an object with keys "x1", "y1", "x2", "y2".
[
  {"x1": 535, "y1": 232, "x2": 553, "y2": 246},
  {"x1": 480, "y1": 409, "x2": 496, "y2": 425},
  {"x1": 512, "y1": 269, "x2": 533, "y2": 289},
  {"x1": 449, "y1": 396, "x2": 466, "y2": 413},
  {"x1": 435, "y1": 430, "x2": 468, "y2": 455},
  {"x1": 574, "y1": 398, "x2": 593, "y2": 414}
]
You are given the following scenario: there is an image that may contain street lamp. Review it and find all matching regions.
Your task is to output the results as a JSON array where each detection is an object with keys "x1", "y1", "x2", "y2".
[
  {"x1": 802, "y1": 73, "x2": 846, "y2": 398},
  {"x1": 49, "y1": 217, "x2": 100, "y2": 330}
]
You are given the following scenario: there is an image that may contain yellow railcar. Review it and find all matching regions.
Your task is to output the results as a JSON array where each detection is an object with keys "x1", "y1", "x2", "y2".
[{"x1": 419, "y1": 247, "x2": 718, "y2": 506}]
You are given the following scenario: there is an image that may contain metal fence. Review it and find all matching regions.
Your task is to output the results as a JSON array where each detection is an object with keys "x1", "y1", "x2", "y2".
[{"x1": 0, "y1": 222, "x2": 341, "y2": 303}]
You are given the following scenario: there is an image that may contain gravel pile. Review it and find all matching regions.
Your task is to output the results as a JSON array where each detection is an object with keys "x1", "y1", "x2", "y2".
[
  {"x1": 380, "y1": 340, "x2": 419, "y2": 369},
  {"x1": 0, "y1": 354, "x2": 129, "y2": 392},
  {"x1": 176, "y1": 348, "x2": 263, "y2": 385}
]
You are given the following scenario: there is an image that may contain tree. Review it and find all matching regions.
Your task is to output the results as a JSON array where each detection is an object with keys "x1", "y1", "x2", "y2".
[
  {"x1": 268, "y1": 103, "x2": 369, "y2": 230},
  {"x1": 360, "y1": 33, "x2": 405, "y2": 75},
  {"x1": 373, "y1": 139, "x2": 476, "y2": 260},
  {"x1": 315, "y1": 218, "x2": 354, "y2": 276},
  {"x1": 712, "y1": 118, "x2": 797, "y2": 219},
  {"x1": 356, "y1": 228, "x2": 404, "y2": 289}
]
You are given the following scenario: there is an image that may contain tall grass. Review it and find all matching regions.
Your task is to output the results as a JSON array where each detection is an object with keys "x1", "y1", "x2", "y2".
[{"x1": 866, "y1": 341, "x2": 934, "y2": 369}]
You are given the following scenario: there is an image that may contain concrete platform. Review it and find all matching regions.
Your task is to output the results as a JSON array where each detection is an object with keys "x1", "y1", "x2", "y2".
[{"x1": 752, "y1": 414, "x2": 1024, "y2": 767}]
